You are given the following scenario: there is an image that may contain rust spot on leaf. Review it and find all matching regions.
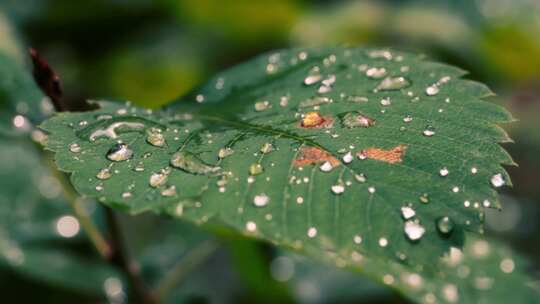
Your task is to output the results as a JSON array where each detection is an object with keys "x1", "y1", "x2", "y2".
[
  {"x1": 357, "y1": 145, "x2": 407, "y2": 164},
  {"x1": 293, "y1": 146, "x2": 340, "y2": 167},
  {"x1": 299, "y1": 112, "x2": 334, "y2": 128}
]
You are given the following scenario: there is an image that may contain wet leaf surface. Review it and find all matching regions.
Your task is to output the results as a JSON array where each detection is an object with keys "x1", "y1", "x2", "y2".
[{"x1": 40, "y1": 47, "x2": 539, "y2": 303}]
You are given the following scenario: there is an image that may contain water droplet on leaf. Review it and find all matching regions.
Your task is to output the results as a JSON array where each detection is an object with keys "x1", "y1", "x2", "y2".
[
  {"x1": 170, "y1": 151, "x2": 221, "y2": 175},
  {"x1": 342, "y1": 112, "x2": 375, "y2": 128},
  {"x1": 437, "y1": 216, "x2": 454, "y2": 234},
  {"x1": 376, "y1": 77, "x2": 411, "y2": 91},
  {"x1": 404, "y1": 220, "x2": 425, "y2": 241},
  {"x1": 490, "y1": 173, "x2": 505, "y2": 188},
  {"x1": 106, "y1": 143, "x2": 133, "y2": 162}
]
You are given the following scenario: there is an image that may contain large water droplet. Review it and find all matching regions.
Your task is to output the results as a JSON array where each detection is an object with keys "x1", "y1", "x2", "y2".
[
  {"x1": 404, "y1": 220, "x2": 425, "y2": 241},
  {"x1": 437, "y1": 216, "x2": 454, "y2": 234},
  {"x1": 106, "y1": 143, "x2": 133, "y2": 162},
  {"x1": 342, "y1": 112, "x2": 375, "y2": 128},
  {"x1": 376, "y1": 77, "x2": 411, "y2": 91},
  {"x1": 170, "y1": 151, "x2": 221, "y2": 175},
  {"x1": 90, "y1": 122, "x2": 145, "y2": 141}
]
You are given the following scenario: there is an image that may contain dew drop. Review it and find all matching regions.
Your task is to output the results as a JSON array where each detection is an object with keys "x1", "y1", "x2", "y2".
[
  {"x1": 378, "y1": 237, "x2": 388, "y2": 247},
  {"x1": 260, "y1": 143, "x2": 274, "y2": 154},
  {"x1": 403, "y1": 115, "x2": 413, "y2": 123},
  {"x1": 218, "y1": 147, "x2": 234, "y2": 159},
  {"x1": 170, "y1": 151, "x2": 221, "y2": 175},
  {"x1": 437, "y1": 216, "x2": 454, "y2": 234},
  {"x1": 161, "y1": 185, "x2": 177, "y2": 197},
  {"x1": 149, "y1": 170, "x2": 169, "y2": 188},
  {"x1": 376, "y1": 77, "x2": 411, "y2": 91},
  {"x1": 500, "y1": 258, "x2": 515, "y2": 273},
  {"x1": 490, "y1": 173, "x2": 505, "y2": 188},
  {"x1": 439, "y1": 167, "x2": 449, "y2": 177},
  {"x1": 404, "y1": 220, "x2": 425, "y2": 241},
  {"x1": 380, "y1": 97, "x2": 391, "y2": 106},
  {"x1": 253, "y1": 194, "x2": 270, "y2": 207},
  {"x1": 254, "y1": 101, "x2": 271, "y2": 112},
  {"x1": 342, "y1": 152, "x2": 353, "y2": 164},
  {"x1": 304, "y1": 73, "x2": 322, "y2": 86},
  {"x1": 419, "y1": 194, "x2": 429, "y2": 204},
  {"x1": 422, "y1": 126, "x2": 435, "y2": 137},
  {"x1": 401, "y1": 206, "x2": 416, "y2": 220},
  {"x1": 425, "y1": 85, "x2": 440, "y2": 96},
  {"x1": 354, "y1": 174, "x2": 366, "y2": 183},
  {"x1": 299, "y1": 96, "x2": 332, "y2": 108},
  {"x1": 347, "y1": 96, "x2": 369, "y2": 103},
  {"x1": 442, "y1": 284, "x2": 459, "y2": 303},
  {"x1": 146, "y1": 128, "x2": 166, "y2": 147},
  {"x1": 106, "y1": 144, "x2": 133, "y2": 162},
  {"x1": 249, "y1": 163, "x2": 264, "y2": 175},
  {"x1": 307, "y1": 227, "x2": 318, "y2": 238},
  {"x1": 246, "y1": 221, "x2": 257, "y2": 232},
  {"x1": 342, "y1": 112, "x2": 375, "y2": 128},
  {"x1": 69, "y1": 143, "x2": 81, "y2": 153},
  {"x1": 366, "y1": 67, "x2": 387, "y2": 79},
  {"x1": 96, "y1": 168, "x2": 112, "y2": 180},
  {"x1": 353, "y1": 235, "x2": 362, "y2": 244},
  {"x1": 331, "y1": 184, "x2": 345, "y2": 194},
  {"x1": 368, "y1": 186, "x2": 376, "y2": 193},
  {"x1": 319, "y1": 161, "x2": 334, "y2": 172}
]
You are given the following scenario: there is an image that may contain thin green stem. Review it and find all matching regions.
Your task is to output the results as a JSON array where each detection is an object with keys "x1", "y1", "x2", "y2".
[
  {"x1": 155, "y1": 240, "x2": 219, "y2": 300},
  {"x1": 46, "y1": 155, "x2": 112, "y2": 258}
]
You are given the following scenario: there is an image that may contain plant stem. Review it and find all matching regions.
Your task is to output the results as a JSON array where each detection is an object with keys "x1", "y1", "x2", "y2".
[
  {"x1": 105, "y1": 209, "x2": 158, "y2": 304},
  {"x1": 29, "y1": 48, "x2": 155, "y2": 304},
  {"x1": 155, "y1": 240, "x2": 219, "y2": 300},
  {"x1": 46, "y1": 156, "x2": 112, "y2": 258}
]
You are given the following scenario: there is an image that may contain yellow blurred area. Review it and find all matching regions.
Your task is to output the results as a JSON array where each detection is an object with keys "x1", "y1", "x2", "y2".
[
  {"x1": 169, "y1": 0, "x2": 302, "y2": 43},
  {"x1": 478, "y1": 24, "x2": 540, "y2": 81},
  {"x1": 107, "y1": 52, "x2": 203, "y2": 108}
]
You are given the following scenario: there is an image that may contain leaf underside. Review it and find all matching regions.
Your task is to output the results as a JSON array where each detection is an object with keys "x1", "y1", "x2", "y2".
[{"x1": 40, "y1": 47, "x2": 538, "y2": 303}]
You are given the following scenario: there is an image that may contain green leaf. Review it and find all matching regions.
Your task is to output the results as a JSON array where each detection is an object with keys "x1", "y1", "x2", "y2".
[{"x1": 40, "y1": 47, "x2": 536, "y2": 302}]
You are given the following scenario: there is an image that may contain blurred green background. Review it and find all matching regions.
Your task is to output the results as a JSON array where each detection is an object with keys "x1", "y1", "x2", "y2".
[{"x1": 1, "y1": 0, "x2": 540, "y2": 303}]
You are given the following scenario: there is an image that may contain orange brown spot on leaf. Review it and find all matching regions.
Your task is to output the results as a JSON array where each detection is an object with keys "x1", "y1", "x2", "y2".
[
  {"x1": 357, "y1": 145, "x2": 407, "y2": 164},
  {"x1": 293, "y1": 146, "x2": 340, "y2": 167},
  {"x1": 299, "y1": 112, "x2": 334, "y2": 128}
]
